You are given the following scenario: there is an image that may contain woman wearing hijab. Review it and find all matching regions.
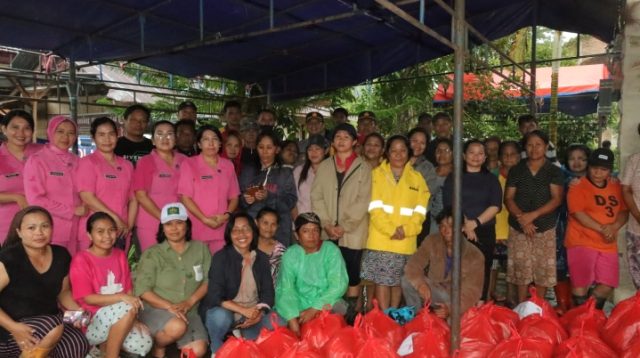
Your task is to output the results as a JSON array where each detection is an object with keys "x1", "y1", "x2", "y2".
[{"x1": 23, "y1": 116, "x2": 85, "y2": 254}]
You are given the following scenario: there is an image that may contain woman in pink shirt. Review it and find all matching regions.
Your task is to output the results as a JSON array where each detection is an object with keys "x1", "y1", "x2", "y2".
[
  {"x1": 133, "y1": 121, "x2": 187, "y2": 251},
  {"x1": 23, "y1": 116, "x2": 86, "y2": 254},
  {"x1": 0, "y1": 110, "x2": 42, "y2": 242},
  {"x1": 76, "y1": 117, "x2": 136, "y2": 251},
  {"x1": 70, "y1": 212, "x2": 152, "y2": 358},
  {"x1": 179, "y1": 125, "x2": 240, "y2": 253}
]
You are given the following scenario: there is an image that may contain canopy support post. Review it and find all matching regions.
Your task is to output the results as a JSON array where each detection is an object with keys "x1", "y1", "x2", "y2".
[
  {"x1": 68, "y1": 59, "x2": 79, "y2": 154},
  {"x1": 199, "y1": 0, "x2": 204, "y2": 41},
  {"x1": 139, "y1": 14, "x2": 146, "y2": 52},
  {"x1": 451, "y1": 0, "x2": 465, "y2": 350},
  {"x1": 270, "y1": 0, "x2": 274, "y2": 29},
  {"x1": 530, "y1": 0, "x2": 538, "y2": 114}
]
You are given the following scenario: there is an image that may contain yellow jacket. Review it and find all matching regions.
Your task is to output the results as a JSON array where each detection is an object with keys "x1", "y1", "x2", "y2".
[{"x1": 367, "y1": 161, "x2": 430, "y2": 255}]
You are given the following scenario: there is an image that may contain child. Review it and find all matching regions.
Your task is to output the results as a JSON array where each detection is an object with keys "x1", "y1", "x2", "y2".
[
  {"x1": 70, "y1": 212, "x2": 153, "y2": 358},
  {"x1": 280, "y1": 140, "x2": 299, "y2": 169},
  {"x1": 565, "y1": 148, "x2": 629, "y2": 308}
]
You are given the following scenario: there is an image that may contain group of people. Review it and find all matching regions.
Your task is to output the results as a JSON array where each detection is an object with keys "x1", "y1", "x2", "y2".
[{"x1": 0, "y1": 100, "x2": 638, "y2": 357}]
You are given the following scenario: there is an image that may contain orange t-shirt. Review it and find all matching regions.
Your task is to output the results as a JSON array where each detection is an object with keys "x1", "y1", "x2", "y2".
[{"x1": 565, "y1": 177, "x2": 627, "y2": 252}]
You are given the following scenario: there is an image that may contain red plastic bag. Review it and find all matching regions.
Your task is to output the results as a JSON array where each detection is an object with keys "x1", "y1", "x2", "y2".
[
  {"x1": 478, "y1": 301, "x2": 520, "y2": 341},
  {"x1": 488, "y1": 324, "x2": 554, "y2": 358},
  {"x1": 398, "y1": 329, "x2": 450, "y2": 358},
  {"x1": 517, "y1": 313, "x2": 568, "y2": 346},
  {"x1": 554, "y1": 333, "x2": 616, "y2": 358},
  {"x1": 622, "y1": 339, "x2": 640, "y2": 358},
  {"x1": 457, "y1": 302, "x2": 519, "y2": 357},
  {"x1": 216, "y1": 337, "x2": 265, "y2": 358},
  {"x1": 301, "y1": 309, "x2": 347, "y2": 350},
  {"x1": 255, "y1": 314, "x2": 298, "y2": 358},
  {"x1": 361, "y1": 299, "x2": 405, "y2": 349},
  {"x1": 526, "y1": 286, "x2": 559, "y2": 320},
  {"x1": 323, "y1": 316, "x2": 367, "y2": 358},
  {"x1": 454, "y1": 341, "x2": 497, "y2": 358},
  {"x1": 461, "y1": 305, "x2": 502, "y2": 346},
  {"x1": 603, "y1": 291, "x2": 640, "y2": 353},
  {"x1": 404, "y1": 300, "x2": 450, "y2": 342},
  {"x1": 559, "y1": 297, "x2": 606, "y2": 338},
  {"x1": 357, "y1": 336, "x2": 399, "y2": 358},
  {"x1": 280, "y1": 340, "x2": 323, "y2": 358}
]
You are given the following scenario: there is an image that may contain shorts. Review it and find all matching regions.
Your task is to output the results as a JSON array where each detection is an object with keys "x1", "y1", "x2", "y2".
[
  {"x1": 138, "y1": 304, "x2": 208, "y2": 348},
  {"x1": 567, "y1": 246, "x2": 619, "y2": 288},
  {"x1": 339, "y1": 246, "x2": 363, "y2": 286},
  {"x1": 360, "y1": 250, "x2": 409, "y2": 286},
  {"x1": 506, "y1": 227, "x2": 557, "y2": 287},
  {"x1": 86, "y1": 302, "x2": 153, "y2": 356}
]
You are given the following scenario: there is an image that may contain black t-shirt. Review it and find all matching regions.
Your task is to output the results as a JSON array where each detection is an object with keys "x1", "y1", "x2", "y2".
[
  {"x1": 506, "y1": 159, "x2": 564, "y2": 232},
  {"x1": 114, "y1": 137, "x2": 153, "y2": 166},
  {"x1": 0, "y1": 244, "x2": 71, "y2": 340},
  {"x1": 442, "y1": 170, "x2": 503, "y2": 227}
]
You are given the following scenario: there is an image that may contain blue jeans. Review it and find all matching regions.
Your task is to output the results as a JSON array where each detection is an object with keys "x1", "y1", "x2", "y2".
[{"x1": 205, "y1": 306, "x2": 277, "y2": 352}]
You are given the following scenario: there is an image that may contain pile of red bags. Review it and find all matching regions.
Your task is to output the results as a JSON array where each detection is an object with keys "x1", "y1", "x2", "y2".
[
  {"x1": 216, "y1": 300, "x2": 406, "y2": 358},
  {"x1": 454, "y1": 287, "x2": 618, "y2": 358},
  {"x1": 212, "y1": 290, "x2": 640, "y2": 357}
]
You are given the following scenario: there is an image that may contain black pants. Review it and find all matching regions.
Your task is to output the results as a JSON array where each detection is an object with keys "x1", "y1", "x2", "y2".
[{"x1": 470, "y1": 226, "x2": 496, "y2": 301}]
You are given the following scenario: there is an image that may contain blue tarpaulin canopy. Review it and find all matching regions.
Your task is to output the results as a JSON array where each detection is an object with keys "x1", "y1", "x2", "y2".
[{"x1": 0, "y1": 0, "x2": 617, "y2": 100}]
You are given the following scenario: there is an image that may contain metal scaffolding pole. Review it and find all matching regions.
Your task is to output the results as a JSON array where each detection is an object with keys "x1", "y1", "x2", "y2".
[
  {"x1": 451, "y1": 0, "x2": 465, "y2": 350},
  {"x1": 68, "y1": 60, "x2": 79, "y2": 153},
  {"x1": 530, "y1": 0, "x2": 538, "y2": 114}
]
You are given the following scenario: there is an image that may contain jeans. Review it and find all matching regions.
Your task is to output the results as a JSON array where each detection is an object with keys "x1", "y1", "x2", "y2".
[{"x1": 205, "y1": 306, "x2": 276, "y2": 353}]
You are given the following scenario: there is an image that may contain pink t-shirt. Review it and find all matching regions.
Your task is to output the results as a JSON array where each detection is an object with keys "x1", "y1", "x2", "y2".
[
  {"x1": 132, "y1": 150, "x2": 187, "y2": 250},
  {"x1": 76, "y1": 152, "x2": 134, "y2": 250},
  {"x1": 69, "y1": 248, "x2": 132, "y2": 314},
  {"x1": 23, "y1": 144, "x2": 80, "y2": 252},
  {"x1": 0, "y1": 143, "x2": 43, "y2": 243},
  {"x1": 177, "y1": 155, "x2": 240, "y2": 243}
]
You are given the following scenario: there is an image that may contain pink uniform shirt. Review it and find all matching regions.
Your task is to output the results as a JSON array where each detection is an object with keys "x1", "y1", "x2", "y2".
[
  {"x1": 178, "y1": 155, "x2": 240, "y2": 252},
  {"x1": 69, "y1": 248, "x2": 132, "y2": 314},
  {"x1": 23, "y1": 144, "x2": 80, "y2": 253},
  {"x1": 76, "y1": 152, "x2": 134, "y2": 250},
  {"x1": 0, "y1": 143, "x2": 42, "y2": 243},
  {"x1": 132, "y1": 150, "x2": 187, "y2": 251}
]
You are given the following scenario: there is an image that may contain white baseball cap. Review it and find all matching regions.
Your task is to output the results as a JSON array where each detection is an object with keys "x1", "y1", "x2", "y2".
[{"x1": 160, "y1": 202, "x2": 189, "y2": 224}]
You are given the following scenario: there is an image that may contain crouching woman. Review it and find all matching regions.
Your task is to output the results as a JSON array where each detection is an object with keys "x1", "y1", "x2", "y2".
[
  {"x1": 135, "y1": 203, "x2": 210, "y2": 358},
  {"x1": 199, "y1": 212, "x2": 276, "y2": 353},
  {"x1": 275, "y1": 213, "x2": 348, "y2": 336},
  {"x1": 70, "y1": 212, "x2": 152, "y2": 358},
  {"x1": 0, "y1": 206, "x2": 89, "y2": 358}
]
